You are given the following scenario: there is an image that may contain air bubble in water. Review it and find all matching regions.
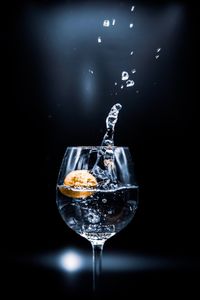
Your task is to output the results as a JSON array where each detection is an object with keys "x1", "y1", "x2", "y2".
[
  {"x1": 122, "y1": 71, "x2": 129, "y2": 81},
  {"x1": 88, "y1": 211, "x2": 100, "y2": 224}
]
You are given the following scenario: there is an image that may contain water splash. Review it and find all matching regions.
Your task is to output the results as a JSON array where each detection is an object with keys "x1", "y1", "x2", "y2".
[
  {"x1": 101, "y1": 103, "x2": 122, "y2": 147},
  {"x1": 92, "y1": 104, "x2": 122, "y2": 187}
]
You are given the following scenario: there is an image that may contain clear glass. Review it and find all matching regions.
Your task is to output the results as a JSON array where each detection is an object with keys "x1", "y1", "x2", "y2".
[{"x1": 56, "y1": 146, "x2": 139, "y2": 291}]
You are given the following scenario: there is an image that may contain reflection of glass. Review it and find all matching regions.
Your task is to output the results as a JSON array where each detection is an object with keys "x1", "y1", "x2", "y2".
[{"x1": 56, "y1": 146, "x2": 139, "y2": 291}]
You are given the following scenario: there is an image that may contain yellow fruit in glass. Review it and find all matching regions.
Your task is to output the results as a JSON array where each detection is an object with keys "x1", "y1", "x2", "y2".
[{"x1": 59, "y1": 170, "x2": 97, "y2": 199}]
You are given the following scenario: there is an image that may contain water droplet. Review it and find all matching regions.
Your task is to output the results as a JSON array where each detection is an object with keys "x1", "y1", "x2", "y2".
[
  {"x1": 108, "y1": 210, "x2": 113, "y2": 214},
  {"x1": 121, "y1": 71, "x2": 129, "y2": 81},
  {"x1": 136, "y1": 90, "x2": 139, "y2": 94},
  {"x1": 98, "y1": 36, "x2": 102, "y2": 43},
  {"x1": 102, "y1": 198, "x2": 107, "y2": 203},
  {"x1": 114, "y1": 82, "x2": 117, "y2": 86},
  {"x1": 121, "y1": 85, "x2": 124, "y2": 89},
  {"x1": 155, "y1": 55, "x2": 159, "y2": 59},
  {"x1": 103, "y1": 20, "x2": 110, "y2": 27},
  {"x1": 115, "y1": 92, "x2": 118, "y2": 95},
  {"x1": 126, "y1": 80, "x2": 135, "y2": 87},
  {"x1": 131, "y1": 68, "x2": 136, "y2": 74},
  {"x1": 130, "y1": 51, "x2": 134, "y2": 55},
  {"x1": 131, "y1": 6, "x2": 135, "y2": 12},
  {"x1": 112, "y1": 19, "x2": 116, "y2": 26},
  {"x1": 157, "y1": 48, "x2": 161, "y2": 53},
  {"x1": 89, "y1": 69, "x2": 94, "y2": 74},
  {"x1": 129, "y1": 23, "x2": 133, "y2": 28}
]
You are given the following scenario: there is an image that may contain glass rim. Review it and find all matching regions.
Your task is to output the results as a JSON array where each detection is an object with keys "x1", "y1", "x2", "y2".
[{"x1": 65, "y1": 146, "x2": 130, "y2": 149}]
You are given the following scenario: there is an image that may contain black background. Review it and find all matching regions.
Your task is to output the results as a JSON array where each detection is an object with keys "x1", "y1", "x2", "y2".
[{"x1": 1, "y1": 0, "x2": 198, "y2": 298}]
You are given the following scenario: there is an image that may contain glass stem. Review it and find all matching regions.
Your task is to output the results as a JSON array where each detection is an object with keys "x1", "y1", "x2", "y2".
[{"x1": 92, "y1": 242, "x2": 104, "y2": 292}]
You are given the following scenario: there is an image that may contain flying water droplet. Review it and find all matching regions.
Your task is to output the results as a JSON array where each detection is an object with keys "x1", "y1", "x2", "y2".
[
  {"x1": 112, "y1": 19, "x2": 116, "y2": 26},
  {"x1": 156, "y1": 48, "x2": 161, "y2": 53},
  {"x1": 98, "y1": 36, "x2": 102, "y2": 43},
  {"x1": 129, "y1": 23, "x2": 133, "y2": 28},
  {"x1": 131, "y1": 68, "x2": 136, "y2": 74},
  {"x1": 155, "y1": 55, "x2": 159, "y2": 59},
  {"x1": 89, "y1": 69, "x2": 94, "y2": 74},
  {"x1": 114, "y1": 82, "x2": 117, "y2": 86},
  {"x1": 103, "y1": 20, "x2": 110, "y2": 27},
  {"x1": 126, "y1": 80, "x2": 135, "y2": 87},
  {"x1": 121, "y1": 71, "x2": 129, "y2": 81},
  {"x1": 130, "y1": 51, "x2": 134, "y2": 55},
  {"x1": 102, "y1": 199, "x2": 107, "y2": 203},
  {"x1": 121, "y1": 85, "x2": 124, "y2": 89},
  {"x1": 131, "y1": 6, "x2": 135, "y2": 12}
]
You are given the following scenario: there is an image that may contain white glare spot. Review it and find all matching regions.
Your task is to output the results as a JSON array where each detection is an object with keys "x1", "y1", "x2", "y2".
[
  {"x1": 126, "y1": 80, "x2": 135, "y2": 87},
  {"x1": 129, "y1": 23, "x2": 133, "y2": 28},
  {"x1": 103, "y1": 20, "x2": 110, "y2": 27},
  {"x1": 131, "y1": 6, "x2": 135, "y2": 12},
  {"x1": 155, "y1": 55, "x2": 159, "y2": 59},
  {"x1": 131, "y1": 69, "x2": 136, "y2": 74},
  {"x1": 112, "y1": 19, "x2": 116, "y2": 26},
  {"x1": 114, "y1": 82, "x2": 117, "y2": 86},
  {"x1": 60, "y1": 251, "x2": 82, "y2": 272},
  {"x1": 98, "y1": 36, "x2": 102, "y2": 43},
  {"x1": 157, "y1": 48, "x2": 161, "y2": 53},
  {"x1": 121, "y1": 85, "x2": 124, "y2": 89},
  {"x1": 121, "y1": 71, "x2": 129, "y2": 81},
  {"x1": 89, "y1": 69, "x2": 94, "y2": 74},
  {"x1": 130, "y1": 51, "x2": 134, "y2": 56}
]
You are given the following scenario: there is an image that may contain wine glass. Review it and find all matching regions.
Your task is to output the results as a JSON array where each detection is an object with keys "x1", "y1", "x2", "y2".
[{"x1": 56, "y1": 146, "x2": 139, "y2": 291}]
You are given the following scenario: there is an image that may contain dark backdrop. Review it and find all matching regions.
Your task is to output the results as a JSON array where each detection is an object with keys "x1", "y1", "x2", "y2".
[{"x1": 1, "y1": 0, "x2": 198, "y2": 298}]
